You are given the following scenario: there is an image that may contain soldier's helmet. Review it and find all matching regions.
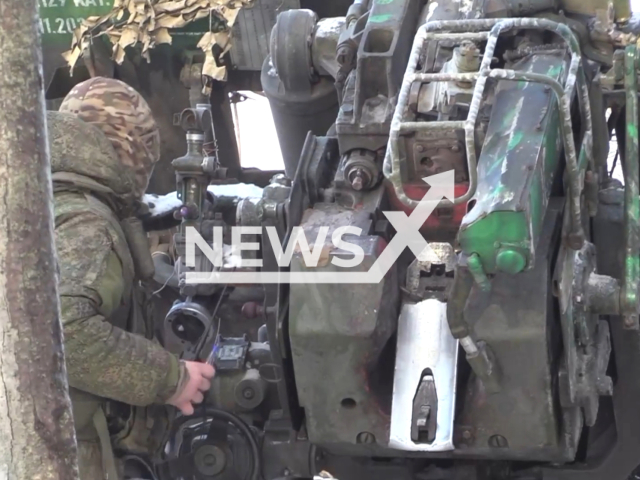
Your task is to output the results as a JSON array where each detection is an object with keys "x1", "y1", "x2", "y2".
[{"x1": 59, "y1": 77, "x2": 161, "y2": 197}]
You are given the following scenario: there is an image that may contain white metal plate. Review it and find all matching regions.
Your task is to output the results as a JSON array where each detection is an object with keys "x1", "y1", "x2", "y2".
[{"x1": 389, "y1": 299, "x2": 459, "y2": 451}]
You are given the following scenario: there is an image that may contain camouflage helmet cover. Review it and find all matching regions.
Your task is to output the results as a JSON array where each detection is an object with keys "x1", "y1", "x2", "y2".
[{"x1": 59, "y1": 77, "x2": 161, "y2": 197}]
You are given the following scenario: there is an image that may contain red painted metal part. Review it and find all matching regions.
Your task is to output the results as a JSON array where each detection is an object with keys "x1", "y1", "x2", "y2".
[{"x1": 386, "y1": 181, "x2": 470, "y2": 236}]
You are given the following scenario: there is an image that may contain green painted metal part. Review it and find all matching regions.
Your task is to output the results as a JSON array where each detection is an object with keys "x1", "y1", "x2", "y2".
[
  {"x1": 369, "y1": 0, "x2": 408, "y2": 24},
  {"x1": 622, "y1": 45, "x2": 640, "y2": 326},
  {"x1": 496, "y1": 247, "x2": 527, "y2": 274},
  {"x1": 458, "y1": 52, "x2": 567, "y2": 275}
]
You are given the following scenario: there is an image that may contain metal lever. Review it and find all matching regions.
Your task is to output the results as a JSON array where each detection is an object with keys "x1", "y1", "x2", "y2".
[{"x1": 411, "y1": 374, "x2": 438, "y2": 443}]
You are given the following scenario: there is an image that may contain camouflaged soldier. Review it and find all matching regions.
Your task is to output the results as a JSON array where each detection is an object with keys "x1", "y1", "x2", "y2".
[{"x1": 49, "y1": 77, "x2": 215, "y2": 480}]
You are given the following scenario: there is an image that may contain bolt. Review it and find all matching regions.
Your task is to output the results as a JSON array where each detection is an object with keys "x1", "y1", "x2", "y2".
[
  {"x1": 351, "y1": 169, "x2": 366, "y2": 191},
  {"x1": 416, "y1": 144, "x2": 425, "y2": 153},
  {"x1": 451, "y1": 144, "x2": 460, "y2": 153},
  {"x1": 462, "y1": 430, "x2": 472, "y2": 440},
  {"x1": 624, "y1": 314, "x2": 639, "y2": 329},
  {"x1": 488, "y1": 434, "x2": 508, "y2": 448},
  {"x1": 456, "y1": 40, "x2": 480, "y2": 74},
  {"x1": 242, "y1": 388, "x2": 255, "y2": 400},
  {"x1": 337, "y1": 46, "x2": 351, "y2": 66},
  {"x1": 356, "y1": 432, "x2": 376, "y2": 444},
  {"x1": 352, "y1": 175, "x2": 364, "y2": 191}
]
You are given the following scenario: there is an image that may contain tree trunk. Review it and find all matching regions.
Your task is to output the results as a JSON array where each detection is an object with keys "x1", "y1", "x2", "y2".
[{"x1": 0, "y1": 1, "x2": 80, "y2": 479}]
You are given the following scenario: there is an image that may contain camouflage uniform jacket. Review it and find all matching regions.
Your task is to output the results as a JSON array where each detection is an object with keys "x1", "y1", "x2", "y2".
[{"x1": 48, "y1": 111, "x2": 181, "y2": 433}]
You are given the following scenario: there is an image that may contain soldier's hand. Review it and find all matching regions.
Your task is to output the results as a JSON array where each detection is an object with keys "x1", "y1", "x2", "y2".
[{"x1": 166, "y1": 361, "x2": 215, "y2": 415}]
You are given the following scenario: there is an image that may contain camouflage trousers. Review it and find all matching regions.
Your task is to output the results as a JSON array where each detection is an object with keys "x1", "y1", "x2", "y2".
[
  {"x1": 77, "y1": 440, "x2": 109, "y2": 480},
  {"x1": 72, "y1": 386, "x2": 121, "y2": 480},
  {"x1": 73, "y1": 393, "x2": 170, "y2": 480},
  {"x1": 78, "y1": 441, "x2": 137, "y2": 480},
  {"x1": 75, "y1": 410, "x2": 122, "y2": 480}
]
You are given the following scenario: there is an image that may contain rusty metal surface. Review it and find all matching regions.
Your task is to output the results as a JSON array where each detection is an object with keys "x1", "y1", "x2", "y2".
[
  {"x1": 288, "y1": 202, "x2": 399, "y2": 449},
  {"x1": 408, "y1": 137, "x2": 468, "y2": 184}
]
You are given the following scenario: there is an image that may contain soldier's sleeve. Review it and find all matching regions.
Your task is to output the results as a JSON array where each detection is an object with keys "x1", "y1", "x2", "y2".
[{"x1": 56, "y1": 209, "x2": 182, "y2": 406}]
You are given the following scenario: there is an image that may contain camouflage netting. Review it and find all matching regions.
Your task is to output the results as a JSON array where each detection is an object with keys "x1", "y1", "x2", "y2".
[{"x1": 64, "y1": 0, "x2": 255, "y2": 82}]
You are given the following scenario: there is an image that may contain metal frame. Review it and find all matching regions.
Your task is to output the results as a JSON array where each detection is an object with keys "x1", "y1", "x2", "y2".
[
  {"x1": 384, "y1": 18, "x2": 594, "y2": 248},
  {"x1": 622, "y1": 44, "x2": 640, "y2": 326}
]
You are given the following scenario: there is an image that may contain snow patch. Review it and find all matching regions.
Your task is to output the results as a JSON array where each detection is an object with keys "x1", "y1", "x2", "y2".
[{"x1": 144, "y1": 183, "x2": 265, "y2": 218}]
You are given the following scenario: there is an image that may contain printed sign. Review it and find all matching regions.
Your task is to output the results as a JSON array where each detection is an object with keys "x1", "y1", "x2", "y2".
[{"x1": 39, "y1": 0, "x2": 114, "y2": 44}]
